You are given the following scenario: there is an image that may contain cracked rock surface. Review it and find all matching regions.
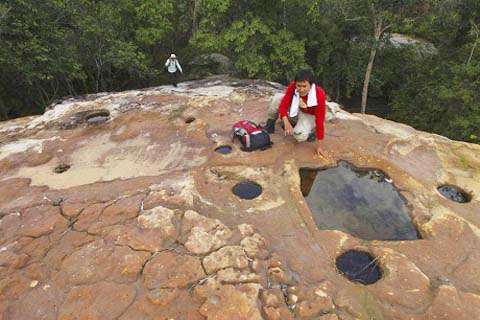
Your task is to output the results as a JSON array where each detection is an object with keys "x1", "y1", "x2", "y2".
[{"x1": 1, "y1": 77, "x2": 480, "y2": 319}]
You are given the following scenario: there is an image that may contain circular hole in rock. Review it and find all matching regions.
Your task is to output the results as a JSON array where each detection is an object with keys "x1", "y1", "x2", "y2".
[
  {"x1": 185, "y1": 116, "x2": 196, "y2": 124},
  {"x1": 335, "y1": 250, "x2": 382, "y2": 285},
  {"x1": 437, "y1": 185, "x2": 471, "y2": 203},
  {"x1": 85, "y1": 111, "x2": 110, "y2": 124},
  {"x1": 215, "y1": 145, "x2": 232, "y2": 155},
  {"x1": 232, "y1": 181, "x2": 263, "y2": 200},
  {"x1": 54, "y1": 164, "x2": 71, "y2": 174}
]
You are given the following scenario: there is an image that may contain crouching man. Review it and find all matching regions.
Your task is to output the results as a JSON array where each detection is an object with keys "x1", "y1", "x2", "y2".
[{"x1": 264, "y1": 69, "x2": 327, "y2": 157}]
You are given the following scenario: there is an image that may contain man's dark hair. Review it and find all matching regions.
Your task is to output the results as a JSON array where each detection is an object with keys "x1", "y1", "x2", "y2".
[{"x1": 294, "y1": 69, "x2": 315, "y2": 84}]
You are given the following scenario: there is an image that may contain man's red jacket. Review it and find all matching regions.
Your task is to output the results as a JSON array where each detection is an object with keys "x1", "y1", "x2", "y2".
[{"x1": 278, "y1": 82, "x2": 326, "y2": 140}]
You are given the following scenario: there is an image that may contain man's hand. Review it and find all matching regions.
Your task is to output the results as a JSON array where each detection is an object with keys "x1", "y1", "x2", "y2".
[
  {"x1": 316, "y1": 142, "x2": 328, "y2": 158},
  {"x1": 282, "y1": 117, "x2": 294, "y2": 136}
]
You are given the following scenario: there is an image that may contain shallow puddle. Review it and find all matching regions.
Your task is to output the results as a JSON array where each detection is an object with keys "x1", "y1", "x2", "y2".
[
  {"x1": 215, "y1": 146, "x2": 232, "y2": 154},
  {"x1": 336, "y1": 250, "x2": 382, "y2": 285},
  {"x1": 300, "y1": 161, "x2": 419, "y2": 241},
  {"x1": 437, "y1": 185, "x2": 470, "y2": 203},
  {"x1": 232, "y1": 181, "x2": 262, "y2": 200},
  {"x1": 86, "y1": 111, "x2": 110, "y2": 124}
]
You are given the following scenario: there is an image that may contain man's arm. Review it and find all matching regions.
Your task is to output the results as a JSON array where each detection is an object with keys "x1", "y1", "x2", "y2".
[
  {"x1": 314, "y1": 86, "x2": 327, "y2": 157},
  {"x1": 176, "y1": 61, "x2": 183, "y2": 73},
  {"x1": 278, "y1": 82, "x2": 296, "y2": 119},
  {"x1": 314, "y1": 86, "x2": 326, "y2": 140}
]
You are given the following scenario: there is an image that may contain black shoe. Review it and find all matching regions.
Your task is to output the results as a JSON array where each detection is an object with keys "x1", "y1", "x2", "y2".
[
  {"x1": 307, "y1": 131, "x2": 316, "y2": 142},
  {"x1": 265, "y1": 119, "x2": 275, "y2": 134}
]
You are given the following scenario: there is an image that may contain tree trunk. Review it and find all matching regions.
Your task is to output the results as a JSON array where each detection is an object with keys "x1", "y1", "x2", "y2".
[
  {"x1": 467, "y1": 23, "x2": 479, "y2": 65},
  {"x1": 361, "y1": 21, "x2": 383, "y2": 114},
  {"x1": 192, "y1": 0, "x2": 199, "y2": 35}
]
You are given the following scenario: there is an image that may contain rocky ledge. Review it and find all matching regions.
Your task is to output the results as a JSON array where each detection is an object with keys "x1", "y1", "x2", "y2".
[{"x1": 0, "y1": 77, "x2": 479, "y2": 320}]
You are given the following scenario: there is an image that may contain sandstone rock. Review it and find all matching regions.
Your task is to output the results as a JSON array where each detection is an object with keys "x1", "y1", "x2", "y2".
[
  {"x1": 263, "y1": 306, "x2": 281, "y2": 320},
  {"x1": 60, "y1": 202, "x2": 85, "y2": 218},
  {"x1": 425, "y1": 285, "x2": 480, "y2": 320},
  {"x1": 88, "y1": 193, "x2": 144, "y2": 233},
  {"x1": 260, "y1": 289, "x2": 283, "y2": 307},
  {"x1": 370, "y1": 248, "x2": 431, "y2": 311},
  {"x1": 267, "y1": 267, "x2": 289, "y2": 283},
  {"x1": 18, "y1": 205, "x2": 68, "y2": 238},
  {"x1": 203, "y1": 246, "x2": 249, "y2": 274},
  {"x1": 217, "y1": 267, "x2": 261, "y2": 284},
  {"x1": 118, "y1": 289, "x2": 204, "y2": 320},
  {"x1": 240, "y1": 233, "x2": 267, "y2": 258},
  {"x1": 196, "y1": 280, "x2": 263, "y2": 320},
  {"x1": 59, "y1": 240, "x2": 151, "y2": 285},
  {"x1": 44, "y1": 230, "x2": 96, "y2": 269},
  {"x1": 58, "y1": 282, "x2": 136, "y2": 320},
  {"x1": 268, "y1": 253, "x2": 283, "y2": 268},
  {"x1": 142, "y1": 251, "x2": 205, "y2": 289},
  {"x1": 0, "y1": 213, "x2": 22, "y2": 244},
  {"x1": 73, "y1": 202, "x2": 109, "y2": 232},
  {"x1": 106, "y1": 224, "x2": 172, "y2": 252},
  {"x1": 295, "y1": 286, "x2": 335, "y2": 318},
  {"x1": 1, "y1": 78, "x2": 480, "y2": 320},
  {"x1": 5, "y1": 282, "x2": 63, "y2": 320},
  {"x1": 137, "y1": 205, "x2": 177, "y2": 237},
  {"x1": 183, "y1": 211, "x2": 232, "y2": 255},
  {"x1": 238, "y1": 224, "x2": 255, "y2": 237},
  {"x1": 318, "y1": 315, "x2": 339, "y2": 320},
  {"x1": 146, "y1": 287, "x2": 180, "y2": 306}
]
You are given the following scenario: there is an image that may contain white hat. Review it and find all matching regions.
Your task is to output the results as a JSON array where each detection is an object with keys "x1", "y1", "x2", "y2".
[{"x1": 170, "y1": 53, "x2": 177, "y2": 59}]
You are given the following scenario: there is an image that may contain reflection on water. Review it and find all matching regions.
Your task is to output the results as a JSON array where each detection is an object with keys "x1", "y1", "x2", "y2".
[
  {"x1": 437, "y1": 185, "x2": 470, "y2": 203},
  {"x1": 215, "y1": 146, "x2": 233, "y2": 154},
  {"x1": 300, "y1": 162, "x2": 419, "y2": 241},
  {"x1": 232, "y1": 181, "x2": 263, "y2": 200},
  {"x1": 335, "y1": 250, "x2": 382, "y2": 285}
]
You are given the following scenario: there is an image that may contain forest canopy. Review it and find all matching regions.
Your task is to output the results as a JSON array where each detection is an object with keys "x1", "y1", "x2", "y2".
[{"x1": 0, "y1": 0, "x2": 478, "y2": 143}]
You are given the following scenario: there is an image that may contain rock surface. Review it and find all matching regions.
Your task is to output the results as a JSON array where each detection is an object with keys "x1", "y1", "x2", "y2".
[{"x1": 1, "y1": 77, "x2": 480, "y2": 319}]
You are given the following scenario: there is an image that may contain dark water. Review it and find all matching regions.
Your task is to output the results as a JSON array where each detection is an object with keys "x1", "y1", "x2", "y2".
[
  {"x1": 336, "y1": 250, "x2": 382, "y2": 285},
  {"x1": 300, "y1": 162, "x2": 419, "y2": 241},
  {"x1": 54, "y1": 164, "x2": 70, "y2": 174},
  {"x1": 185, "y1": 117, "x2": 196, "y2": 124},
  {"x1": 86, "y1": 111, "x2": 110, "y2": 124},
  {"x1": 215, "y1": 146, "x2": 232, "y2": 154},
  {"x1": 438, "y1": 185, "x2": 470, "y2": 203},
  {"x1": 232, "y1": 181, "x2": 263, "y2": 200}
]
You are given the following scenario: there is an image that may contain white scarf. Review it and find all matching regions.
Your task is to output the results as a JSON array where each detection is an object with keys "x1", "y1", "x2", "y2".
[{"x1": 289, "y1": 83, "x2": 317, "y2": 117}]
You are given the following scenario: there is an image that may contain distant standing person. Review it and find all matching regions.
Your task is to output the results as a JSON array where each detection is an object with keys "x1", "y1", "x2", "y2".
[
  {"x1": 264, "y1": 69, "x2": 327, "y2": 157},
  {"x1": 165, "y1": 53, "x2": 183, "y2": 87}
]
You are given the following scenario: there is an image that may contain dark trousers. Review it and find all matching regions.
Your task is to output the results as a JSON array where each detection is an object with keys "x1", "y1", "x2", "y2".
[{"x1": 168, "y1": 72, "x2": 180, "y2": 86}]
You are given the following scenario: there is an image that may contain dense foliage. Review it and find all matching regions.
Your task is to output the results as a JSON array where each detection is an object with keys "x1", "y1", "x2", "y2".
[{"x1": 0, "y1": 0, "x2": 478, "y2": 143}]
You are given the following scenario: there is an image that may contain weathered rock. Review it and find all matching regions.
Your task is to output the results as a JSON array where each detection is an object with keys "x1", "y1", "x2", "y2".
[
  {"x1": 425, "y1": 285, "x2": 480, "y2": 320},
  {"x1": 1, "y1": 78, "x2": 480, "y2": 319},
  {"x1": 238, "y1": 224, "x2": 255, "y2": 237},
  {"x1": 18, "y1": 205, "x2": 68, "y2": 238},
  {"x1": 146, "y1": 287, "x2": 180, "y2": 306},
  {"x1": 58, "y1": 282, "x2": 136, "y2": 320},
  {"x1": 142, "y1": 251, "x2": 205, "y2": 289},
  {"x1": 370, "y1": 248, "x2": 431, "y2": 311},
  {"x1": 195, "y1": 279, "x2": 263, "y2": 320},
  {"x1": 59, "y1": 240, "x2": 151, "y2": 285},
  {"x1": 137, "y1": 205, "x2": 176, "y2": 236},
  {"x1": 295, "y1": 286, "x2": 335, "y2": 318},
  {"x1": 203, "y1": 245, "x2": 249, "y2": 274},
  {"x1": 87, "y1": 193, "x2": 144, "y2": 233},
  {"x1": 217, "y1": 267, "x2": 261, "y2": 284},
  {"x1": 240, "y1": 233, "x2": 267, "y2": 258},
  {"x1": 182, "y1": 210, "x2": 232, "y2": 255}
]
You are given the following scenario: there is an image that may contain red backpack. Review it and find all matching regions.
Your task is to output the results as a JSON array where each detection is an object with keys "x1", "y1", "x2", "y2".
[{"x1": 232, "y1": 120, "x2": 272, "y2": 152}]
